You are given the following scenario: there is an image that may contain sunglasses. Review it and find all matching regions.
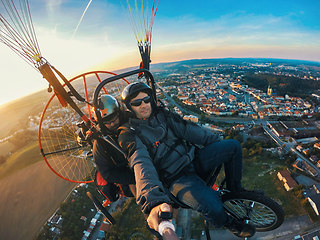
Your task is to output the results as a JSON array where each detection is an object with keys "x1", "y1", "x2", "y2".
[
  {"x1": 103, "y1": 114, "x2": 119, "y2": 125},
  {"x1": 130, "y1": 95, "x2": 151, "y2": 107}
]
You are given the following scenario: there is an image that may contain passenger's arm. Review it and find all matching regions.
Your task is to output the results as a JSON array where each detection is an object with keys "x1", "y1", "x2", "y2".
[
  {"x1": 93, "y1": 140, "x2": 135, "y2": 185},
  {"x1": 98, "y1": 165, "x2": 135, "y2": 185}
]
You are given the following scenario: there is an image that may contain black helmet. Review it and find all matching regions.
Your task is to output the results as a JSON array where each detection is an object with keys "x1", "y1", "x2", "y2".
[
  {"x1": 122, "y1": 82, "x2": 153, "y2": 109},
  {"x1": 92, "y1": 95, "x2": 119, "y2": 122}
]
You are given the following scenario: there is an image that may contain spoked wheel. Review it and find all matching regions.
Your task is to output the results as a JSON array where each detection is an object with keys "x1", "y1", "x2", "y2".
[
  {"x1": 86, "y1": 191, "x2": 116, "y2": 225},
  {"x1": 221, "y1": 192, "x2": 284, "y2": 232},
  {"x1": 39, "y1": 71, "x2": 130, "y2": 183}
]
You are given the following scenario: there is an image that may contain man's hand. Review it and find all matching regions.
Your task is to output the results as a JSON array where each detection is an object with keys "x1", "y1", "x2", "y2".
[{"x1": 147, "y1": 203, "x2": 171, "y2": 231}]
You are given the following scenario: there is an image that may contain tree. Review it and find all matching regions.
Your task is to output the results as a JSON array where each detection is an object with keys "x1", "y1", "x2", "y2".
[
  {"x1": 242, "y1": 148, "x2": 249, "y2": 157},
  {"x1": 301, "y1": 198, "x2": 309, "y2": 207},
  {"x1": 105, "y1": 232, "x2": 119, "y2": 240},
  {"x1": 8, "y1": 129, "x2": 37, "y2": 149},
  {"x1": 200, "y1": 113, "x2": 206, "y2": 123},
  {"x1": 59, "y1": 202, "x2": 68, "y2": 213},
  {"x1": 234, "y1": 134, "x2": 243, "y2": 143},
  {"x1": 231, "y1": 111, "x2": 239, "y2": 116},
  {"x1": 34, "y1": 225, "x2": 53, "y2": 240}
]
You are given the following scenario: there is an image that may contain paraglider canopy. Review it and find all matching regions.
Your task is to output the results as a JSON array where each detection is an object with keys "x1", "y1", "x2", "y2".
[{"x1": 124, "y1": 0, "x2": 159, "y2": 74}]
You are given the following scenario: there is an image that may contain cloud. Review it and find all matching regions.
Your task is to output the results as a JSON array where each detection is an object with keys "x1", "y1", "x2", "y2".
[
  {"x1": 153, "y1": 11, "x2": 320, "y2": 52},
  {"x1": 150, "y1": 10, "x2": 320, "y2": 65},
  {"x1": 45, "y1": 0, "x2": 63, "y2": 20}
]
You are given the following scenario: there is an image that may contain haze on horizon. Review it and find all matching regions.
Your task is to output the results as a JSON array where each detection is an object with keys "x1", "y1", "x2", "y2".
[{"x1": 0, "y1": 0, "x2": 319, "y2": 106}]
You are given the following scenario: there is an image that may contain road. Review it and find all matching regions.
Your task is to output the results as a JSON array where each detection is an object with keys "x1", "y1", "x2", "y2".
[
  {"x1": 200, "y1": 214, "x2": 320, "y2": 240},
  {"x1": 262, "y1": 122, "x2": 320, "y2": 177},
  {"x1": 291, "y1": 148, "x2": 320, "y2": 175}
]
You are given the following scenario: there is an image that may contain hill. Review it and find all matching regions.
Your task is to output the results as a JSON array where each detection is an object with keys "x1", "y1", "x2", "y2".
[
  {"x1": 150, "y1": 57, "x2": 320, "y2": 74},
  {"x1": 0, "y1": 89, "x2": 49, "y2": 139}
]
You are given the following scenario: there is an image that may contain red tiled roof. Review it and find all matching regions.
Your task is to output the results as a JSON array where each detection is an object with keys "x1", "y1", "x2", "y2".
[{"x1": 100, "y1": 223, "x2": 112, "y2": 232}]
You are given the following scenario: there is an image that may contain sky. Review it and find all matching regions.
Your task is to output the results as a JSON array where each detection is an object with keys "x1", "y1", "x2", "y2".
[{"x1": 0, "y1": 0, "x2": 320, "y2": 106}]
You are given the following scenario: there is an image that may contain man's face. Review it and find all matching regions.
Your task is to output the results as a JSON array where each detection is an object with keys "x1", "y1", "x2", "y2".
[
  {"x1": 103, "y1": 114, "x2": 120, "y2": 133},
  {"x1": 130, "y1": 92, "x2": 152, "y2": 119}
]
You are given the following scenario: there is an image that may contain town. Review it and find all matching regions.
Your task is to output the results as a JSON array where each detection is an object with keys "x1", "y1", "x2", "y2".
[
  {"x1": 158, "y1": 60, "x2": 320, "y2": 119},
  {"x1": 32, "y1": 59, "x2": 320, "y2": 240}
]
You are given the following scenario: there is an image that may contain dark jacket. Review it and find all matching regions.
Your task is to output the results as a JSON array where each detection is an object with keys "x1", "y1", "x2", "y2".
[
  {"x1": 93, "y1": 136, "x2": 135, "y2": 185},
  {"x1": 118, "y1": 107, "x2": 220, "y2": 214}
]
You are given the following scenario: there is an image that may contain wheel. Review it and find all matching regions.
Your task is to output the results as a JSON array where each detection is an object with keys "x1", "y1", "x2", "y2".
[
  {"x1": 39, "y1": 71, "x2": 129, "y2": 183},
  {"x1": 221, "y1": 191, "x2": 284, "y2": 232},
  {"x1": 86, "y1": 191, "x2": 116, "y2": 225}
]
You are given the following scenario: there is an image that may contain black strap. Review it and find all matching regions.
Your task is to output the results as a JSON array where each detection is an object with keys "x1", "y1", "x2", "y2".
[{"x1": 125, "y1": 109, "x2": 193, "y2": 180}]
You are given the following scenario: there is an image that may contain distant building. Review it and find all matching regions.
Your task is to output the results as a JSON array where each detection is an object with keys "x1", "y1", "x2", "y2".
[
  {"x1": 183, "y1": 115, "x2": 198, "y2": 123},
  {"x1": 310, "y1": 155, "x2": 318, "y2": 163},
  {"x1": 174, "y1": 107, "x2": 183, "y2": 116},
  {"x1": 50, "y1": 215, "x2": 62, "y2": 225},
  {"x1": 315, "y1": 143, "x2": 320, "y2": 150},
  {"x1": 202, "y1": 123, "x2": 224, "y2": 133},
  {"x1": 232, "y1": 124, "x2": 245, "y2": 131},
  {"x1": 308, "y1": 194, "x2": 320, "y2": 216},
  {"x1": 293, "y1": 158, "x2": 318, "y2": 177},
  {"x1": 302, "y1": 148, "x2": 310, "y2": 155},
  {"x1": 267, "y1": 86, "x2": 273, "y2": 96},
  {"x1": 178, "y1": 95, "x2": 189, "y2": 100},
  {"x1": 50, "y1": 227, "x2": 61, "y2": 235},
  {"x1": 277, "y1": 170, "x2": 298, "y2": 191},
  {"x1": 314, "y1": 184, "x2": 320, "y2": 194},
  {"x1": 100, "y1": 222, "x2": 112, "y2": 232},
  {"x1": 296, "y1": 145, "x2": 303, "y2": 152}
]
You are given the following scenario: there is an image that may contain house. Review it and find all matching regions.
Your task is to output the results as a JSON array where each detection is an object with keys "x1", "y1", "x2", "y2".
[
  {"x1": 302, "y1": 148, "x2": 310, "y2": 155},
  {"x1": 277, "y1": 170, "x2": 298, "y2": 191},
  {"x1": 183, "y1": 115, "x2": 198, "y2": 123},
  {"x1": 232, "y1": 124, "x2": 245, "y2": 131},
  {"x1": 100, "y1": 222, "x2": 112, "y2": 232},
  {"x1": 178, "y1": 95, "x2": 189, "y2": 100},
  {"x1": 293, "y1": 159, "x2": 304, "y2": 171},
  {"x1": 296, "y1": 145, "x2": 303, "y2": 152},
  {"x1": 50, "y1": 215, "x2": 63, "y2": 225},
  {"x1": 277, "y1": 170, "x2": 291, "y2": 181},
  {"x1": 308, "y1": 194, "x2": 320, "y2": 216},
  {"x1": 314, "y1": 143, "x2": 320, "y2": 150},
  {"x1": 310, "y1": 155, "x2": 318, "y2": 163},
  {"x1": 50, "y1": 227, "x2": 61, "y2": 235},
  {"x1": 314, "y1": 184, "x2": 320, "y2": 194}
]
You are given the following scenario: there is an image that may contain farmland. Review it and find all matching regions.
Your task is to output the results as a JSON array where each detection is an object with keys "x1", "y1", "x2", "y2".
[
  {"x1": 0, "y1": 91, "x2": 76, "y2": 240},
  {"x1": 0, "y1": 160, "x2": 75, "y2": 240}
]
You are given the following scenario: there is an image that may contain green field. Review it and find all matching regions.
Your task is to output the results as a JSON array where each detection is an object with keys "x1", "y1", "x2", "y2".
[
  {"x1": 0, "y1": 141, "x2": 15, "y2": 156},
  {"x1": 0, "y1": 140, "x2": 43, "y2": 180},
  {"x1": 241, "y1": 154, "x2": 306, "y2": 218}
]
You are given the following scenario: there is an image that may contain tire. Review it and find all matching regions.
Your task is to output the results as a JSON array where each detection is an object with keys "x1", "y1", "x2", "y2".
[
  {"x1": 221, "y1": 191, "x2": 284, "y2": 232},
  {"x1": 86, "y1": 192, "x2": 116, "y2": 225}
]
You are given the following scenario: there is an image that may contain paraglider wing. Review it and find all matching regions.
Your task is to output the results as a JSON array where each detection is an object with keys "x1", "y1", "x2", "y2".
[{"x1": 124, "y1": 0, "x2": 159, "y2": 73}]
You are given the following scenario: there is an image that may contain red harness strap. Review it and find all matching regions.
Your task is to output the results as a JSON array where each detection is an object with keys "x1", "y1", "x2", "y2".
[{"x1": 96, "y1": 171, "x2": 108, "y2": 186}]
